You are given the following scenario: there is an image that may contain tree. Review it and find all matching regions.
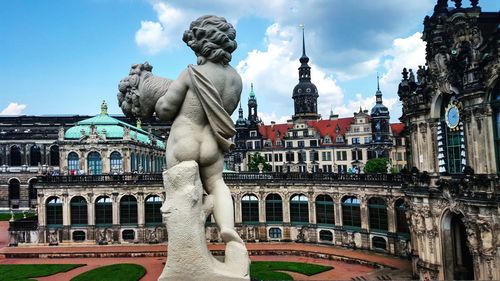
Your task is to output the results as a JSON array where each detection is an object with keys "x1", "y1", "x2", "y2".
[
  {"x1": 248, "y1": 152, "x2": 272, "y2": 172},
  {"x1": 363, "y1": 158, "x2": 390, "y2": 174}
]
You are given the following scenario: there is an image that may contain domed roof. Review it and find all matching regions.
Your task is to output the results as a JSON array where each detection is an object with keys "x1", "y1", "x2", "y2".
[
  {"x1": 64, "y1": 101, "x2": 165, "y2": 149},
  {"x1": 292, "y1": 82, "x2": 318, "y2": 98}
]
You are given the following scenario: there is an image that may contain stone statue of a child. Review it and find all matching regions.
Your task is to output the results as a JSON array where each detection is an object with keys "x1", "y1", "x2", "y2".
[{"x1": 118, "y1": 15, "x2": 242, "y2": 244}]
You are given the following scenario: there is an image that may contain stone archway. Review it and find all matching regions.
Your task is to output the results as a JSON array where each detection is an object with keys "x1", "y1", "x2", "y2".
[{"x1": 441, "y1": 211, "x2": 474, "y2": 280}]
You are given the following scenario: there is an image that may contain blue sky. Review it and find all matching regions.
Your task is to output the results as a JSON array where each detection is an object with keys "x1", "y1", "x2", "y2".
[{"x1": 1, "y1": 0, "x2": 499, "y2": 123}]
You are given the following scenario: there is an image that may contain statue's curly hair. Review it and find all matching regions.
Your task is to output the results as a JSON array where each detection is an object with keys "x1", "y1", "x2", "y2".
[{"x1": 183, "y1": 15, "x2": 237, "y2": 65}]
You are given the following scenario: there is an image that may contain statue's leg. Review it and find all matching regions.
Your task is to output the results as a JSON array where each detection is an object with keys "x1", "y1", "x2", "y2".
[{"x1": 200, "y1": 157, "x2": 243, "y2": 244}]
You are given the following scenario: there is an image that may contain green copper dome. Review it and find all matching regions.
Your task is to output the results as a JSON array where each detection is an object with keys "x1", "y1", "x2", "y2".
[{"x1": 64, "y1": 101, "x2": 165, "y2": 149}]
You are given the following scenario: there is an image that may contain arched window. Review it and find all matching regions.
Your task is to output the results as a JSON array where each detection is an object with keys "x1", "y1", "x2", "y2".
[
  {"x1": 49, "y1": 145, "x2": 59, "y2": 166},
  {"x1": 395, "y1": 199, "x2": 409, "y2": 234},
  {"x1": 265, "y1": 194, "x2": 283, "y2": 223},
  {"x1": 30, "y1": 145, "x2": 41, "y2": 166},
  {"x1": 342, "y1": 196, "x2": 361, "y2": 228},
  {"x1": 10, "y1": 145, "x2": 21, "y2": 166},
  {"x1": 145, "y1": 195, "x2": 162, "y2": 225},
  {"x1": 269, "y1": 227, "x2": 282, "y2": 239},
  {"x1": 46, "y1": 197, "x2": 63, "y2": 226},
  {"x1": 28, "y1": 178, "x2": 37, "y2": 201},
  {"x1": 368, "y1": 197, "x2": 388, "y2": 231},
  {"x1": 120, "y1": 195, "x2": 138, "y2": 225},
  {"x1": 316, "y1": 195, "x2": 334, "y2": 225},
  {"x1": 241, "y1": 194, "x2": 259, "y2": 224},
  {"x1": 68, "y1": 152, "x2": 79, "y2": 174},
  {"x1": 290, "y1": 194, "x2": 309, "y2": 225},
  {"x1": 110, "y1": 151, "x2": 122, "y2": 174},
  {"x1": 372, "y1": 236, "x2": 387, "y2": 250},
  {"x1": 319, "y1": 230, "x2": 333, "y2": 242},
  {"x1": 95, "y1": 196, "x2": 112, "y2": 225},
  {"x1": 70, "y1": 196, "x2": 88, "y2": 226},
  {"x1": 8, "y1": 179, "x2": 20, "y2": 203},
  {"x1": 87, "y1": 152, "x2": 102, "y2": 175},
  {"x1": 492, "y1": 84, "x2": 500, "y2": 171},
  {"x1": 72, "y1": 231, "x2": 86, "y2": 242},
  {"x1": 439, "y1": 97, "x2": 465, "y2": 174}
]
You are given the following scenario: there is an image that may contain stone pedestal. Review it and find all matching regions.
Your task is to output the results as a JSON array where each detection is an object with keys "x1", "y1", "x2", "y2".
[{"x1": 158, "y1": 161, "x2": 249, "y2": 281}]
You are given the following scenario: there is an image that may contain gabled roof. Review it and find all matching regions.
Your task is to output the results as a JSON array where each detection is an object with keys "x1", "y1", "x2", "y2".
[
  {"x1": 258, "y1": 123, "x2": 293, "y2": 144},
  {"x1": 257, "y1": 117, "x2": 355, "y2": 146}
]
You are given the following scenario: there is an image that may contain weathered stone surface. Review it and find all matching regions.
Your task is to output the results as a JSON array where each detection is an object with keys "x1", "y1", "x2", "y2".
[{"x1": 159, "y1": 161, "x2": 249, "y2": 281}]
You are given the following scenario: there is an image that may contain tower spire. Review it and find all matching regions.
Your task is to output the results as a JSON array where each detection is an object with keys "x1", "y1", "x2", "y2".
[
  {"x1": 299, "y1": 24, "x2": 309, "y2": 64},
  {"x1": 377, "y1": 72, "x2": 380, "y2": 92}
]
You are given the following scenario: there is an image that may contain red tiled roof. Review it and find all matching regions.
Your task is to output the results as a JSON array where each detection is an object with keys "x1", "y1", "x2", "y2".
[
  {"x1": 390, "y1": 123, "x2": 405, "y2": 136},
  {"x1": 258, "y1": 123, "x2": 293, "y2": 144},
  {"x1": 258, "y1": 117, "x2": 354, "y2": 146}
]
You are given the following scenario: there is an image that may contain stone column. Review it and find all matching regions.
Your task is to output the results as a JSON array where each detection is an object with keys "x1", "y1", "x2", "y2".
[
  {"x1": 258, "y1": 191, "x2": 267, "y2": 241},
  {"x1": 361, "y1": 197, "x2": 369, "y2": 231},
  {"x1": 137, "y1": 192, "x2": 145, "y2": 227},
  {"x1": 334, "y1": 196, "x2": 342, "y2": 226},
  {"x1": 233, "y1": 193, "x2": 242, "y2": 224},
  {"x1": 282, "y1": 193, "x2": 291, "y2": 224},
  {"x1": 112, "y1": 192, "x2": 119, "y2": 225},
  {"x1": 309, "y1": 191, "x2": 316, "y2": 225},
  {"x1": 61, "y1": 193, "x2": 70, "y2": 241}
]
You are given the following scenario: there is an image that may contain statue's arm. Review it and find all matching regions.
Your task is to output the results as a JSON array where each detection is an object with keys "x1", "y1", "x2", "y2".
[
  {"x1": 155, "y1": 70, "x2": 189, "y2": 121},
  {"x1": 117, "y1": 62, "x2": 173, "y2": 119}
]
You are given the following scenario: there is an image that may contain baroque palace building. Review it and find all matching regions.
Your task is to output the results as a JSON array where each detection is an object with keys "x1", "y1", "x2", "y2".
[
  {"x1": 3, "y1": 2, "x2": 499, "y2": 280},
  {"x1": 398, "y1": 0, "x2": 500, "y2": 280}
]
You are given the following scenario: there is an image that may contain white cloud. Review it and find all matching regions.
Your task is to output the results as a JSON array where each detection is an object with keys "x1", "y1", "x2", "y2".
[
  {"x1": 380, "y1": 32, "x2": 426, "y2": 90},
  {"x1": 0, "y1": 103, "x2": 27, "y2": 115},
  {"x1": 258, "y1": 112, "x2": 290, "y2": 125},
  {"x1": 237, "y1": 23, "x2": 344, "y2": 124},
  {"x1": 135, "y1": 2, "x2": 191, "y2": 54}
]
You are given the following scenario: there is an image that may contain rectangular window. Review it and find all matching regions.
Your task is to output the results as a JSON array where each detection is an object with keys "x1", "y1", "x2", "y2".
[
  {"x1": 337, "y1": 164, "x2": 347, "y2": 173},
  {"x1": 246, "y1": 141, "x2": 253, "y2": 149},
  {"x1": 322, "y1": 151, "x2": 332, "y2": 161},
  {"x1": 286, "y1": 152, "x2": 295, "y2": 162},
  {"x1": 336, "y1": 151, "x2": 347, "y2": 161},
  {"x1": 397, "y1": 152, "x2": 403, "y2": 161},
  {"x1": 298, "y1": 141, "x2": 305, "y2": 148},
  {"x1": 364, "y1": 137, "x2": 371, "y2": 144},
  {"x1": 286, "y1": 141, "x2": 293, "y2": 148},
  {"x1": 310, "y1": 140, "x2": 318, "y2": 147},
  {"x1": 322, "y1": 165, "x2": 332, "y2": 172},
  {"x1": 250, "y1": 131, "x2": 257, "y2": 137},
  {"x1": 352, "y1": 138, "x2": 360, "y2": 144},
  {"x1": 255, "y1": 141, "x2": 261, "y2": 149}
]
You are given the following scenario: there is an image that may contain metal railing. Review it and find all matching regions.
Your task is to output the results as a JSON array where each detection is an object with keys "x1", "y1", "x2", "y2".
[{"x1": 36, "y1": 172, "x2": 404, "y2": 185}]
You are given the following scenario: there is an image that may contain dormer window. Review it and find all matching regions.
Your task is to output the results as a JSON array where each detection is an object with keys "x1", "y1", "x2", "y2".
[
  {"x1": 336, "y1": 136, "x2": 344, "y2": 143},
  {"x1": 324, "y1": 136, "x2": 331, "y2": 144},
  {"x1": 250, "y1": 130, "x2": 257, "y2": 137}
]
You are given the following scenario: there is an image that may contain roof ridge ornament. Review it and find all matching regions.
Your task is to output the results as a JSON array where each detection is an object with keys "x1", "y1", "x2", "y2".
[{"x1": 100, "y1": 100, "x2": 108, "y2": 115}]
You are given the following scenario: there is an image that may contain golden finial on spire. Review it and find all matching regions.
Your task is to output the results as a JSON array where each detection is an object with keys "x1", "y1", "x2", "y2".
[{"x1": 136, "y1": 118, "x2": 142, "y2": 129}]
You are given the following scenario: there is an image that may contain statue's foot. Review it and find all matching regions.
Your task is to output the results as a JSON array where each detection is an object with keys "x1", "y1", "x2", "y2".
[{"x1": 220, "y1": 227, "x2": 244, "y2": 244}]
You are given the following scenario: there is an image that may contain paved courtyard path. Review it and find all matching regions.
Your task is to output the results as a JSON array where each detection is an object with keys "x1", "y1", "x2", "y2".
[{"x1": 0, "y1": 238, "x2": 412, "y2": 280}]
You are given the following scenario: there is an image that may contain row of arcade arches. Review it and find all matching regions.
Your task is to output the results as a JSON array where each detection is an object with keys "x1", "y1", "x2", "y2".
[
  {"x1": 240, "y1": 193, "x2": 409, "y2": 233},
  {"x1": 1, "y1": 145, "x2": 59, "y2": 167},
  {"x1": 45, "y1": 195, "x2": 162, "y2": 226}
]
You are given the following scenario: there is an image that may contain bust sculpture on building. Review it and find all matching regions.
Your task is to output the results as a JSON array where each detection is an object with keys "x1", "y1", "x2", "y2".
[{"x1": 117, "y1": 15, "x2": 249, "y2": 280}]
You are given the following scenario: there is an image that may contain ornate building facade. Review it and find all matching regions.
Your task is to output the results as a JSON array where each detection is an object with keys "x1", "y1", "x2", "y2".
[
  {"x1": 229, "y1": 30, "x2": 407, "y2": 173},
  {"x1": 0, "y1": 103, "x2": 168, "y2": 210},
  {"x1": 398, "y1": 1, "x2": 499, "y2": 280}
]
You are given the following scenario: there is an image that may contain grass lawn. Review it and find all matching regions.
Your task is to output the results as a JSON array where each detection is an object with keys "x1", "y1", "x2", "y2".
[
  {"x1": 0, "y1": 264, "x2": 84, "y2": 281},
  {"x1": 71, "y1": 263, "x2": 146, "y2": 281},
  {"x1": 250, "y1": 261, "x2": 333, "y2": 280},
  {"x1": 0, "y1": 213, "x2": 36, "y2": 221}
]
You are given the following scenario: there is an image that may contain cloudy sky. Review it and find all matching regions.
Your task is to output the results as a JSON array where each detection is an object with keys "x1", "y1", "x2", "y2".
[{"x1": 1, "y1": 0, "x2": 499, "y2": 123}]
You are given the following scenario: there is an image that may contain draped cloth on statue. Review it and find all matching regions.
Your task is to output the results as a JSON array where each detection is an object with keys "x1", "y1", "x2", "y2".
[{"x1": 187, "y1": 65, "x2": 236, "y2": 152}]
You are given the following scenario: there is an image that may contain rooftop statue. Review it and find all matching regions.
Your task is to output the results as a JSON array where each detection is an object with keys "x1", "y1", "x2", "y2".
[{"x1": 117, "y1": 15, "x2": 249, "y2": 281}]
